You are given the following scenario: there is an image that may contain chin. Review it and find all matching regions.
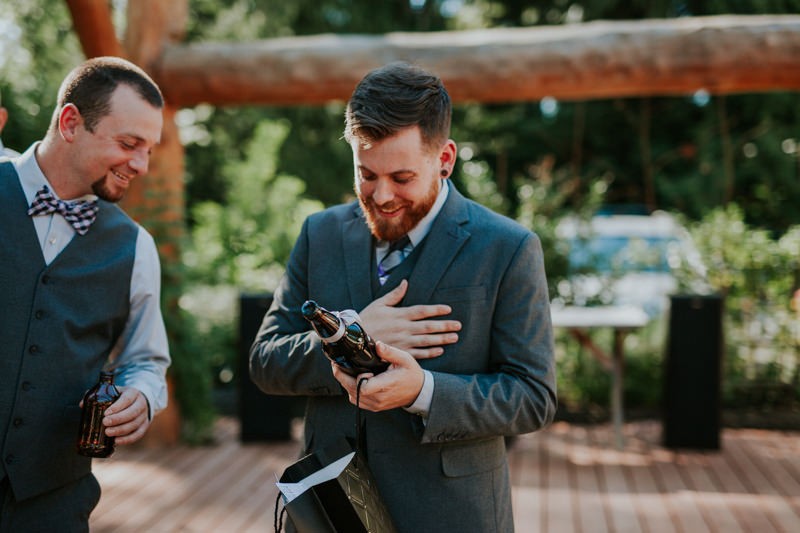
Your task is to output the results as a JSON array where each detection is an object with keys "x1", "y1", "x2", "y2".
[{"x1": 92, "y1": 178, "x2": 127, "y2": 203}]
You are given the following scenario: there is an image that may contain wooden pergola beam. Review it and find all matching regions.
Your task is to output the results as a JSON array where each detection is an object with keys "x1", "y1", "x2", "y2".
[
  {"x1": 153, "y1": 15, "x2": 800, "y2": 108},
  {"x1": 64, "y1": 0, "x2": 123, "y2": 58}
]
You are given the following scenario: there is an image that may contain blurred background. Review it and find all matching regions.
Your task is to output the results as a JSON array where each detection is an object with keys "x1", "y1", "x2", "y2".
[{"x1": 2, "y1": 0, "x2": 799, "y2": 444}]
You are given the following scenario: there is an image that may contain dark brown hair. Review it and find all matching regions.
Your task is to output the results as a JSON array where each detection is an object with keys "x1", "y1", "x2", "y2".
[{"x1": 344, "y1": 61, "x2": 451, "y2": 152}]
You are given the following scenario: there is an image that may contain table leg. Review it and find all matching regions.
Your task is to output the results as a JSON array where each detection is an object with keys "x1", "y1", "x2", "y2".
[{"x1": 611, "y1": 329, "x2": 626, "y2": 449}]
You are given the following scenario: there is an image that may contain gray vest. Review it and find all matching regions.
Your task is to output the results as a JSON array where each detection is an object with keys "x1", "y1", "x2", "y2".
[{"x1": 0, "y1": 161, "x2": 137, "y2": 501}]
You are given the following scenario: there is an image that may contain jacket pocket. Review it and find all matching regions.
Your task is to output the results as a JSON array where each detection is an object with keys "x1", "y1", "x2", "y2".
[
  {"x1": 441, "y1": 437, "x2": 506, "y2": 478},
  {"x1": 432, "y1": 285, "x2": 487, "y2": 304}
]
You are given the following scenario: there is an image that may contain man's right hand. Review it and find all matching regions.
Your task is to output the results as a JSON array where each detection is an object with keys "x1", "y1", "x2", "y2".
[{"x1": 358, "y1": 279, "x2": 461, "y2": 359}]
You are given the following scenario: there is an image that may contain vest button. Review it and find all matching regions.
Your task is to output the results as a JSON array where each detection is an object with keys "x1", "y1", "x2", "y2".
[
  {"x1": 29, "y1": 345, "x2": 39, "y2": 354},
  {"x1": 5, "y1": 455, "x2": 14, "y2": 465},
  {"x1": 35, "y1": 310, "x2": 44, "y2": 319},
  {"x1": 13, "y1": 418, "x2": 22, "y2": 427},
  {"x1": 21, "y1": 382, "x2": 32, "y2": 391},
  {"x1": 41, "y1": 275, "x2": 50, "y2": 284}
]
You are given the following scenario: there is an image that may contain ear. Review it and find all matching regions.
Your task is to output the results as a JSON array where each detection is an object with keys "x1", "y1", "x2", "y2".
[
  {"x1": 438, "y1": 139, "x2": 457, "y2": 178},
  {"x1": 0, "y1": 107, "x2": 8, "y2": 132},
  {"x1": 58, "y1": 103, "x2": 83, "y2": 142}
]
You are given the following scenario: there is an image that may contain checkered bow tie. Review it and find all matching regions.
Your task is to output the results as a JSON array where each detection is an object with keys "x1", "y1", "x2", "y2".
[{"x1": 27, "y1": 185, "x2": 99, "y2": 236}]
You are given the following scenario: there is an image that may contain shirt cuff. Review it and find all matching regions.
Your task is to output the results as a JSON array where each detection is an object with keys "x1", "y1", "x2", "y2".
[{"x1": 404, "y1": 370, "x2": 434, "y2": 417}]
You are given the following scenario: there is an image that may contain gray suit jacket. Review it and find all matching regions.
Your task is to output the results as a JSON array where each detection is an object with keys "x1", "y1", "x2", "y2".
[{"x1": 251, "y1": 183, "x2": 557, "y2": 533}]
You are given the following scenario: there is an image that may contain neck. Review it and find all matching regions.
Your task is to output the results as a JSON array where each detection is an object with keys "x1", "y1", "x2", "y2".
[{"x1": 35, "y1": 135, "x2": 84, "y2": 200}]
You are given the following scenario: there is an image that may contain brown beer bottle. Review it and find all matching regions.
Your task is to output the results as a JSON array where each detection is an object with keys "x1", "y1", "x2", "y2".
[
  {"x1": 301, "y1": 300, "x2": 389, "y2": 377},
  {"x1": 77, "y1": 370, "x2": 121, "y2": 458}
]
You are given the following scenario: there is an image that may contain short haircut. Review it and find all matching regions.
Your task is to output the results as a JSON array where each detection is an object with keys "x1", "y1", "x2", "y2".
[
  {"x1": 54, "y1": 56, "x2": 163, "y2": 133},
  {"x1": 344, "y1": 61, "x2": 451, "y2": 152}
]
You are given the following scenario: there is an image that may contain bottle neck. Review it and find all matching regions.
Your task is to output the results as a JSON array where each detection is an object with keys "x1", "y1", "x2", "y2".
[
  {"x1": 99, "y1": 371, "x2": 115, "y2": 384},
  {"x1": 310, "y1": 308, "x2": 341, "y2": 337}
]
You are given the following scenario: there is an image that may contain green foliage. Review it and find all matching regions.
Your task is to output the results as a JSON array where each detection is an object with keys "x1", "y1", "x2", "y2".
[
  {"x1": 185, "y1": 119, "x2": 323, "y2": 289},
  {"x1": 514, "y1": 165, "x2": 609, "y2": 300},
  {"x1": 0, "y1": 0, "x2": 83, "y2": 151},
  {"x1": 686, "y1": 205, "x2": 800, "y2": 408},
  {"x1": 181, "y1": 118, "x2": 324, "y2": 427}
]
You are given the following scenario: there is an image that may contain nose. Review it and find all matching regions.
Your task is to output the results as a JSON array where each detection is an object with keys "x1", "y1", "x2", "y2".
[
  {"x1": 372, "y1": 178, "x2": 395, "y2": 205},
  {"x1": 129, "y1": 149, "x2": 149, "y2": 176}
]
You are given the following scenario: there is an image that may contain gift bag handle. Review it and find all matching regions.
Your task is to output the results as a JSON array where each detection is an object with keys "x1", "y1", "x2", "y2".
[
  {"x1": 355, "y1": 376, "x2": 368, "y2": 456},
  {"x1": 274, "y1": 377, "x2": 370, "y2": 532}
]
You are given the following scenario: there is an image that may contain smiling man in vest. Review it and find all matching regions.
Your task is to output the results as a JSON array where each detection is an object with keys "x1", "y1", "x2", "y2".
[{"x1": 0, "y1": 56, "x2": 171, "y2": 532}]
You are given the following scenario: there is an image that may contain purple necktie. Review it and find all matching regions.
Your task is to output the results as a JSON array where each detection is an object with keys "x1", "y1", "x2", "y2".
[
  {"x1": 377, "y1": 235, "x2": 413, "y2": 285},
  {"x1": 27, "y1": 185, "x2": 99, "y2": 236}
]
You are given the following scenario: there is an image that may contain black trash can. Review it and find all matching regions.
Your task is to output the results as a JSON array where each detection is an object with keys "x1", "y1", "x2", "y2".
[
  {"x1": 662, "y1": 294, "x2": 724, "y2": 450},
  {"x1": 238, "y1": 293, "x2": 300, "y2": 442}
]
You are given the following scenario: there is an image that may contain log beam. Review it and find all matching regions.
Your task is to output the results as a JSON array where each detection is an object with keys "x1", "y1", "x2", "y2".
[
  {"x1": 64, "y1": 0, "x2": 123, "y2": 58},
  {"x1": 153, "y1": 15, "x2": 800, "y2": 107}
]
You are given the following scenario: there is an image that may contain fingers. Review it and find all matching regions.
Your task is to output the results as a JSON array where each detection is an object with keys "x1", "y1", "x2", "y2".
[
  {"x1": 102, "y1": 388, "x2": 149, "y2": 444},
  {"x1": 407, "y1": 346, "x2": 445, "y2": 359},
  {"x1": 377, "y1": 279, "x2": 408, "y2": 306},
  {"x1": 343, "y1": 343, "x2": 425, "y2": 412},
  {"x1": 374, "y1": 341, "x2": 413, "y2": 366},
  {"x1": 107, "y1": 410, "x2": 150, "y2": 445},
  {"x1": 403, "y1": 304, "x2": 454, "y2": 321}
]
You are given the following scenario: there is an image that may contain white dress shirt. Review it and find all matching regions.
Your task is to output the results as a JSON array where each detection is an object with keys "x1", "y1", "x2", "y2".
[{"x1": 13, "y1": 143, "x2": 170, "y2": 418}]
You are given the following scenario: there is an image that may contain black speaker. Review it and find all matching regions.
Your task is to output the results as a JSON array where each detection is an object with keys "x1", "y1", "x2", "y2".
[
  {"x1": 238, "y1": 293, "x2": 300, "y2": 442},
  {"x1": 662, "y1": 294, "x2": 724, "y2": 449}
]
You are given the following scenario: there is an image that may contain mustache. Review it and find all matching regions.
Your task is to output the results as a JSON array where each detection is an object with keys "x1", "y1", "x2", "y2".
[{"x1": 364, "y1": 198, "x2": 408, "y2": 212}]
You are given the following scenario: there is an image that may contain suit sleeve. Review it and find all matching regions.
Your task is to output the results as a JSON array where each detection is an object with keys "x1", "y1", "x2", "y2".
[
  {"x1": 422, "y1": 232, "x2": 557, "y2": 443},
  {"x1": 249, "y1": 218, "x2": 342, "y2": 397}
]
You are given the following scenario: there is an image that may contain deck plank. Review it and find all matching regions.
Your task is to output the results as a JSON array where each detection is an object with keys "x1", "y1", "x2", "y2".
[{"x1": 89, "y1": 418, "x2": 800, "y2": 532}]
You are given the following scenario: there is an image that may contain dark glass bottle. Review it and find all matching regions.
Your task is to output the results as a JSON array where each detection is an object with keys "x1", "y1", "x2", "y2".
[
  {"x1": 301, "y1": 300, "x2": 389, "y2": 377},
  {"x1": 77, "y1": 371, "x2": 121, "y2": 458}
]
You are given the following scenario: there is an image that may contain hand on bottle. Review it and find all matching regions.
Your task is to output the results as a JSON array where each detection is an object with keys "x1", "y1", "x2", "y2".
[
  {"x1": 100, "y1": 387, "x2": 151, "y2": 445},
  {"x1": 359, "y1": 279, "x2": 461, "y2": 359},
  {"x1": 333, "y1": 341, "x2": 424, "y2": 412}
]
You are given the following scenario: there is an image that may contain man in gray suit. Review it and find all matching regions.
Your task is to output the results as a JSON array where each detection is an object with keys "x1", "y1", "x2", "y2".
[
  {"x1": 250, "y1": 62, "x2": 556, "y2": 532},
  {"x1": 0, "y1": 57, "x2": 170, "y2": 532}
]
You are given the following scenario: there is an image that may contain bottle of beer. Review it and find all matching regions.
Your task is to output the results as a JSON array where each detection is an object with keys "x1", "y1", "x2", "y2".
[
  {"x1": 77, "y1": 370, "x2": 121, "y2": 458},
  {"x1": 301, "y1": 300, "x2": 389, "y2": 377}
]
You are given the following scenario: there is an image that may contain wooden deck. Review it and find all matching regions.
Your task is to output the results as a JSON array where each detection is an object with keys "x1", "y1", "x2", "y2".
[{"x1": 89, "y1": 417, "x2": 800, "y2": 532}]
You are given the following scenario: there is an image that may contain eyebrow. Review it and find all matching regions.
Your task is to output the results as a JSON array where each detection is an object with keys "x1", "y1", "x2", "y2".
[{"x1": 358, "y1": 165, "x2": 416, "y2": 177}]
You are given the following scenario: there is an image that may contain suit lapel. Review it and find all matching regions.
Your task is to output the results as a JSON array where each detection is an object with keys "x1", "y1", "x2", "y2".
[
  {"x1": 342, "y1": 205, "x2": 375, "y2": 311},
  {"x1": 405, "y1": 185, "x2": 471, "y2": 305}
]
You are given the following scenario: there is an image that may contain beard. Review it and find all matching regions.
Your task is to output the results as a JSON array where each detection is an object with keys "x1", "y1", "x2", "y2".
[
  {"x1": 358, "y1": 176, "x2": 440, "y2": 242},
  {"x1": 92, "y1": 175, "x2": 125, "y2": 203}
]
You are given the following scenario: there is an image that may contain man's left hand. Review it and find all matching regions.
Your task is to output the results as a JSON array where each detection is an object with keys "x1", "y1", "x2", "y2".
[
  {"x1": 100, "y1": 386, "x2": 151, "y2": 445},
  {"x1": 333, "y1": 341, "x2": 425, "y2": 412}
]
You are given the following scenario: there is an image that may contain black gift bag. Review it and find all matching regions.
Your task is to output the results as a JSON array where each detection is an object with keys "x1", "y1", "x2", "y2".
[
  {"x1": 276, "y1": 438, "x2": 397, "y2": 533},
  {"x1": 274, "y1": 378, "x2": 397, "y2": 533}
]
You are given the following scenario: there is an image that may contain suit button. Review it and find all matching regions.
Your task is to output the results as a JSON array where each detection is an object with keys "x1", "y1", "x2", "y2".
[
  {"x1": 35, "y1": 310, "x2": 44, "y2": 319},
  {"x1": 41, "y1": 275, "x2": 51, "y2": 284},
  {"x1": 29, "y1": 345, "x2": 39, "y2": 354},
  {"x1": 5, "y1": 455, "x2": 14, "y2": 465},
  {"x1": 21, "y1": 382, "x2": 32, "y2": 391},
  {"x1": 13, "y1": 418, "x2": 22, "y2": 427}
]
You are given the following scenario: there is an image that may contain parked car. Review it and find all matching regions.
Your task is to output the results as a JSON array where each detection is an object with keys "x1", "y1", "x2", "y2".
[{"x1": 553, "y1": 210, "x2": 707, "y2": 317}]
